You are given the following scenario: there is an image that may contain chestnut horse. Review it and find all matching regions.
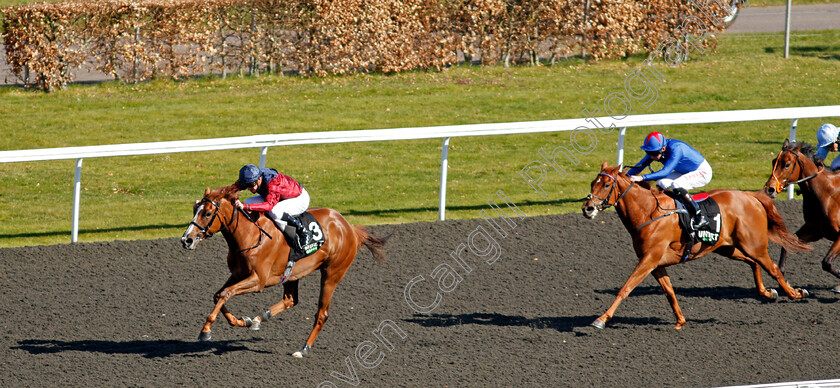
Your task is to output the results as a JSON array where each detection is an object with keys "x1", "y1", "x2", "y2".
[
  {"x1": 582, "y1": 162, "x2": 810, "y2": 330},
  {"x1": 180, "y1": 185, "x2": 388, "y2": 357},
  {"x1": 764, "y1": 139, "x2": 840, "y2": 293}
]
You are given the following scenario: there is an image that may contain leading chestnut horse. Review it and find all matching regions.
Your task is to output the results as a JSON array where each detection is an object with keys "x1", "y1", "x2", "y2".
[
  {"x1": 764, "y1": 139, "x2": 840, "y2": 293},
  {"x1": 582, "y1": 162, "x2": 810, "y2": 330},
  {"x1": 181, "y1": 185, "x2": 389, "y2": 357}
]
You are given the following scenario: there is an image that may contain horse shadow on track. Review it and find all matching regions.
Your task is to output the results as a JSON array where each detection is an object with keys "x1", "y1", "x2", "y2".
[
  {"x1": 595, "y1": 285, "x2": 840, "y2": 304},
  {"x1": 12, "y1": 338, "x2": 271, "y2": 359},
  {"x1": 404, "y1": 312, "x2": 685, "y2": 334},
  {"x1": 405, "y1": 312, "x2": 729, "y2": 334}
]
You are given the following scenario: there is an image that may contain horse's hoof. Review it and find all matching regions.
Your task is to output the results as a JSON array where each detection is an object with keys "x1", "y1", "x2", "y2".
[
  {"x1": 260, "y1": 309, "x2": 272, "y2": 321},
  {"x1": 291, "y1": 344, "x2": 311, "y2": 358},
  {"x1": 590, "y1": 319, "x2": 605, "y2": 329},
  {"x1": 244, "y1": 316, "x2": 261, "y2": 331},
  {"x1": 769, "y1": 288, "x2": 779, "y2": 300},
  {"x1": 198, "y1": 331, "x2": 212, "y2": 341},
  {"x1": 831, "y1": 285, "x2": 840, "y2": 294}
]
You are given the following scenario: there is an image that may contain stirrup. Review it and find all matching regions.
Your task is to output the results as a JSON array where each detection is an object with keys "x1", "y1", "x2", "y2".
[{"x1": 692, "y1": 215, "x2": 708, "y2": 229}]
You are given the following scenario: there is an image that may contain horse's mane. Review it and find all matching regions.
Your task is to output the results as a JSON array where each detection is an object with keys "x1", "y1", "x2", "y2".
[
  {"x1": 784, "y1": 141, "x2": 819, "y2": 163},
  {"x1": 615, "y1": 169, "x2": 652, "y2": 190},
  {"x1": 210, "y1": 184, "x2": 242, "y2": 203},
  {"x1": 634, "y1": 179, "x2": 653, "y2": 190}
]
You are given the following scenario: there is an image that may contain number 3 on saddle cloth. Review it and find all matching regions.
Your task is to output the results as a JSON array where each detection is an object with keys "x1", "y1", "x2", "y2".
[
  {"x1": 674, "y1": 193, "x2": 722, "y2": 262},
  {"x1": 280, "y1": 212, "x2": 326, "y2": 283}
]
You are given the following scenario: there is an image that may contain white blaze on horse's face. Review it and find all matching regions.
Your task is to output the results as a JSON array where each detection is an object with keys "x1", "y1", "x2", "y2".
[
  {"x1": 582, "y1": 176, "x2": 606, "y2": 219},
  {"x1": 181, "y1": 204, "x2": 205, "y2": 250}
]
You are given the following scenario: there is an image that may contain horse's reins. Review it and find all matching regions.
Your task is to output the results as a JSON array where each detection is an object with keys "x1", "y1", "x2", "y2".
[
  {"x1": 192, "y1": 196, "x2": 273, "y2": 252},
  {"x1": 771, "y1": 149, "x2": 823, "y2": 193}
]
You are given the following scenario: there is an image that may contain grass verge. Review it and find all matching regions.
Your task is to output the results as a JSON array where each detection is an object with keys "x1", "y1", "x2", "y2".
[{"x1": 0, "y1": 30, "x2": 838, "y2": 247}]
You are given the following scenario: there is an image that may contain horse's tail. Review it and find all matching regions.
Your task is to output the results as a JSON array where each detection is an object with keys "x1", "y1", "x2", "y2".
[
  {"x1": 749, "y1": 191, "x2": 811, "y2": 252},
  {"x1": 354, "y1": 226, "x2": 392, "y2": 263}
]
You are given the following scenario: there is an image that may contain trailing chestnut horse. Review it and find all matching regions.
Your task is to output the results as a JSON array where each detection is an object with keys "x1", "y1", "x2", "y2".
[
  {"x1": 180, "y1": 185, "x2": 388, "y2": 357},
  {"x1": 764, "y1": 139, "x2": 840, "y2": 293},
  {"x1": 582, "y1": 162, "x2": 810, "y2": 330}
]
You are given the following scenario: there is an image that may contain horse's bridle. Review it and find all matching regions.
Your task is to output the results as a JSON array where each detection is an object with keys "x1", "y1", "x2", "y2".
[
  {"x1": 586, "y1": 172, "x2": 635, "y2": 211},
  {"x1": 771, "y1": 149, "x2": 822, "y2": 193},
  {"x1": 190, "y1": 196, "x2": 273, "y2": 252},
  {"x1": 190, "y1": 197, "x2": 228, "y2": 239}
]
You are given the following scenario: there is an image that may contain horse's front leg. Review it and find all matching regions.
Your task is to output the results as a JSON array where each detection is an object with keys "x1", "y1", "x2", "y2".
[
  {"x1": 591, "y1": 255, "x2": 659, "y2": 329},
  {"x1": 821, "y1": 238, "x2": 840, "y2": 293},
  {"x1": 199, "y1": 272, "x2": 264, "y2": 341},
  {"x1": 779, "y1": 225, "x2": 819, "y2": 273},
  {"x1": 652, "y1": 267, "x2": 686, "y2": 329}
]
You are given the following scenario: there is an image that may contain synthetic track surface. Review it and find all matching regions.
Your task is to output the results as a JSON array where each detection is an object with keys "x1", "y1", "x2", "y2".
[{"x1": 1, "y1": 200, "x2": 838, "y2": 387}]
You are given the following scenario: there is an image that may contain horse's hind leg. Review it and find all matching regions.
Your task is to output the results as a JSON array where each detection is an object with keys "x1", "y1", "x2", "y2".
[
  {"x1": 247, "y1": 280, "x2": 300, "y2": 330},
  {"x1": 292, "y1": 267, "x2": 349, "y2": 358},
  {"x1": 747, "y1": 260, "x2": 776, "y2": 299},
  {"x1": 652, "y1": 267, "x2": 686, "y2": 329},
  {"x1": 748, "y1": 250, "x2": 808, "y2": 300}
]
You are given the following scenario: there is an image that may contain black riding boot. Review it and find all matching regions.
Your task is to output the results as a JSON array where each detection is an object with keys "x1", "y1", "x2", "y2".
[
  {"x1": 265, "y1": 212, "x2": 303, "y2": 251},
  {"x1": 679, "y1": 190, "x2": 707, "y2": 229},
  {"x1": 282, "y1": 213, "x2": 312, "y2": 251}
]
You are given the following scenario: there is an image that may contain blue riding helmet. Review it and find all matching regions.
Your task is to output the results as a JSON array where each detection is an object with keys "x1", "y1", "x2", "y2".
[
  {"x1": 641, "y1": 132, "x2": 666, "y2": 152},
  {"x1": 816, "y1": 123, "x2": 839, "y2": 148},
  {"x1": 238, "y1": 164, "x2": 261, "y2": 185}
]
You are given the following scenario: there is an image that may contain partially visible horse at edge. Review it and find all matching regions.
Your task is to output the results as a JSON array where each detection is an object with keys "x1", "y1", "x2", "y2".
[
  {"x1": 582, "y1": 162, "x2": 810, "y2": 330},
  {"x1": 181, "y1": 185, "x2": 389, "y2": 357},
  {"x1": 764, "y1": 139, "x2": 840, "y2": 293}
]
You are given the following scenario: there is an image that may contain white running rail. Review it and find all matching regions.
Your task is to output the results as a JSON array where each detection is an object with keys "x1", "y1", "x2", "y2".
[{"x1": 1, "y1": 105, "x2": 838, "y2": 242}]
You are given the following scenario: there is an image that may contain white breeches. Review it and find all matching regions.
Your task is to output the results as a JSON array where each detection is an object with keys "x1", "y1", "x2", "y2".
[
  {"x1": 244, "y1": 188, "x2": 310, "y2": 229},
  {"x1": 655, "y1": 160, "x2": 713, "y2": 191}
]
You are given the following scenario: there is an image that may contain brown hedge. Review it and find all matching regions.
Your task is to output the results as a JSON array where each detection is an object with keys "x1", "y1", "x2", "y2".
[{"x1": 1, "y1": 0, "x2": 726, "y2": 91}]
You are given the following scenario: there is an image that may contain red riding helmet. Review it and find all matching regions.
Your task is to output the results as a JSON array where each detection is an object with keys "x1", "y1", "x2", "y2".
[{"x1": 641, "y1": 132, "x2": 666, "y2": 152}]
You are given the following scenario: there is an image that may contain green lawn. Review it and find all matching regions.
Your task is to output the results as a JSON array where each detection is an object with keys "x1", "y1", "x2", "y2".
[{"x1": 1, "y1": 29, "x2": 839, "y2": 247}]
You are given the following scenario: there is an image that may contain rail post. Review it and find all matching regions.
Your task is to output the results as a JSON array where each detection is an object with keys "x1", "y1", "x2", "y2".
[
  {"x1": 788, "y1": 118, "x2": 798, "y2": 199},
  {"x1": 72, "y1": 158, "x2": 83, "y2": 243},
  {"x1": 616, "y1": 127, "x2": 627, "y2": 166},
  {"x1": 259, "y1": 146, "x2": 269, "y2": 168},
  {"x1": 439, "y1": 137, "x2": 450, "y2": 221}
]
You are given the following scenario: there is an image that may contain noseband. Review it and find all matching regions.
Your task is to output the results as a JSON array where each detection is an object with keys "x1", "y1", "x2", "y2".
[
  {"x1": 771, "y1": 149, "x2": 822, "y2": 193},
  {"x1": 586, "y1": 172, "x2": 635, "y2": 211}
]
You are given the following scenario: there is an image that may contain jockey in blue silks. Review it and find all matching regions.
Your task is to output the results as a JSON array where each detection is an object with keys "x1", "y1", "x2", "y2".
[
  {"x1": 815, "y1": 123, "x2": 840, "y2": 170},
  {"x1": 628, "y1": 131, "x2": 713, "y2": 229}
]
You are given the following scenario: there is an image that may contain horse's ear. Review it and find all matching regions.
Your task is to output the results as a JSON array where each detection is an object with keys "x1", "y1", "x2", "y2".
[
  {"x1": 618, "y1": 163, "x2": 624, "y2": 171},
  {"x1": 601, "y1": 161, "x2": 608, "y2": 170},
  {"x1": 204, "y1": 186, "x2": 211, "y2": 196},
  {"x1": 783, "y1": 138, "x2": 790, "y2": 148}
]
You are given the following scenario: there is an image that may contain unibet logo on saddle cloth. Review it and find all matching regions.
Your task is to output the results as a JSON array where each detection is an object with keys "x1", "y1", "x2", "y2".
[{"x1": 676, "y1": 193, "x2": 722, "y2": 244}]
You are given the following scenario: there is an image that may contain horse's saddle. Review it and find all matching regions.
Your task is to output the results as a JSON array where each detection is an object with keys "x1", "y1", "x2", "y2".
[
  {"x1": 675, "y1": 193, "x2": 721, "y2": 245},
  {"x1": 280, "y1": 212, "x2": 326, "y2": 283},
  {"x1": 288, "y1": 211, "x2": 326, "y2": 260}
]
